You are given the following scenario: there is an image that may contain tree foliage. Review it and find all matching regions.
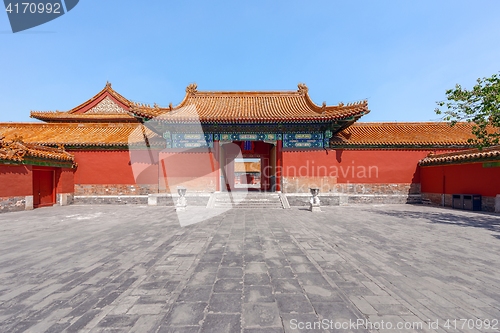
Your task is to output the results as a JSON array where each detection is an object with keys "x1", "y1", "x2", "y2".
[{"x1": 435, "y1": 73, "x2": 500, "y2": 148}]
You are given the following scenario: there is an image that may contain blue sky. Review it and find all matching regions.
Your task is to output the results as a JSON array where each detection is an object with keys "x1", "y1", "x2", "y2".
[{"x1": 1, "y1": 0, "x2": 499, "y2": 123}]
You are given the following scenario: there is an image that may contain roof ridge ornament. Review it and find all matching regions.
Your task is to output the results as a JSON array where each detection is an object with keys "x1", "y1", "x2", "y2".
[
  {"x1": 106, "y1": 81, "x2": 112, "y2": 88},
  {"x1": 186, "y1": 83, "x2": 198, "y2": 95},
  {"x1": 297, "y1": 83, "x2": 308, "y2": 95}
]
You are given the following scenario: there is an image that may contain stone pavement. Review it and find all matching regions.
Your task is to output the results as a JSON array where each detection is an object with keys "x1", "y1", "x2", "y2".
[{"x1": 0, "y1": 204, "x2": 500, "y2": 333}]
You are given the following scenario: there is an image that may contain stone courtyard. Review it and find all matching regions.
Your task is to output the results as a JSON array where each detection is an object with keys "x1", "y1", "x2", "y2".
[{"x1": 0, "y1": 204, "x2": 499, "y2": 333}]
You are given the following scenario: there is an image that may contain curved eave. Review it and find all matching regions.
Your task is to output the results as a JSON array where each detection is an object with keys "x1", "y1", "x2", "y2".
[
  {"x1": 140, "y1": 111, "x2": 368, "y2": 124},
  {"x1": 29, "y1": 142, "x2": 165, "y2": 149},
  {"x1": 419, "y1": 149, "x2": 500, "y2": 166},
  {"x1": 329, "y1": 143, "x2": 474, "y2": 150},
  {"x1": 0, "y1": 155, "x2": 75, "y2": 167},
  {"x1": 29, "y1": 115, "x2": 138, "y2": 123},
  {"x1": 419, "y1": 156, "x2": 500, "y2": 166}
]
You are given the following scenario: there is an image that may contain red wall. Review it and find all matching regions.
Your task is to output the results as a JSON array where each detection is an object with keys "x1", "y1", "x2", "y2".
[
  {"x1": 56, "y1": 168, "x2": 75, "y2": 193},
  {"x1": 421, "y1": 162, "x2": 500, "y2": 197},
  {"x1": 159, "y1": 150, "x2": 216, "y2": 177},
  {"x1": 282, "y1": 149, "x2": 434, "y2": 183},
  {"x1": 72, "y1": 150, "x2": 159, "y2": 185},
  {"x1": 0, "y1": 164, "x2": 32, "y2": 197}
]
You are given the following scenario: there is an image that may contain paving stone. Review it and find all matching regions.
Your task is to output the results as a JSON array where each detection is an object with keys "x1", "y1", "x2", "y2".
[
  {"x1": 163, "y1": 302, "x2": 207, "y2": 326},
  {"x1": 372, "y1": 303, "x2": 413, "y2": 316},
  {"x1": 199, "y1": 254, "x2": 222, "y2": 263},
  {"x1": 98, "y1": 314, "x2": 140, "y2": 327},
  {"x1": 187, "y1": 271, "x2": 217, "y2": 286},
  {"x1": 287, "y1": 255, "x2": 311, "y2": 264},
  {"x1": 217, "y1": 267, "x2": 243, "y2": 279},
  {"x1": 208, "y1": 293, "x2": 242, "y2": 313},
  {"x1": 221, "y1": 255, "x2": 244, "y2": 267},
  {"x1": 244, "y1": 254, "x2": 266, "y2": 261},
  {"x1": 269, "y1": 267, "x2": 295, "y2": 279},
  {"x1": 295, "y1": 273, "x2": 330, "y2": 287},
  {"x1": 272, "y1": 278, "x2": 303, "y2": 294},
  {"x1": 200, "y1": 313, "x2": 241, "y2": 333},
  {"x1": 265, "y1": 258, "x2": 289, "y2": 267},
  {"x1": 290, "y1": 263, "x2": 318, "y2": 273},
  {"x1": 157, "y1": 325, "x2": 200, "y2": 333},
  {"x1": 275, "y1": 294, "x2": 315, "y2": 314},
  {"x1": 213, "y1": 279, "x2": 243, "y2": 293},
  {"x1": 243, "y1": 328, "x2": 284, "y2": 333},
  {"x1": 127, "y1": 303, "x2": 165, "y2": 315},
  {"x1": 242, "y1": 302, "x2": 281, "y2": 328},
  {"x1": 302, "y1": 284, "x2": 342, "y2": 302},
  {"x1": 177, "y1": 285, "x2": 212, "y2": 302},
  {"x1": 312, "y1": 301, "x2": 364, "y2": 324},
  {"x1": 1, "y1": 205, "x2": 500, "y2": 332},
  {"x1": 244, "y1": 286, "x2": 275, "y2": 303},
  {"x1": 193, "y1": 262, "x2": 219, "y2": 273},
  {"x1": 244, "y1": 263, "x2": 267, "y2": 274},
  {"x1": 244, "y1": 273, "x2": 271, "y2": 285}
]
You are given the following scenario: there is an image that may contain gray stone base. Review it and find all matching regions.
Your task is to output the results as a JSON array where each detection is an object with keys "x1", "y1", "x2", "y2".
[
  {"x1": 0, "y1": 195, "x2": 33, "y2": 213},
  {"x1": 57, "y1": 193, "x2": 74, "y2": 206},
  {"x1": 25, "y1": 195, "x2": 33, "y2": 210},
  {"x1": 73, "y1": 193, "x2": 211, "y2": 207},
  {"x1": 482, "y1": 196, "x2": 496, "y2": 212},
  {"x1": 73, "y1": 195, "x2": 149, "y2": 205},
  {"x1": 149, "y1": 193, "x2": 211, "y2": 207},
  {"x1": 286, "y1": 194, "x2": 421, "y2": 207},
  {"x1": 422, "y1": 193, "x2": 499, "y2": 212}
]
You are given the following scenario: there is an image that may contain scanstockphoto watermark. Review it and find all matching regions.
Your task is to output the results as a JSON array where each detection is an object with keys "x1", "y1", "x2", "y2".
[
  {"x1": 262, "y1": 162, "x2": 379, "y2": 179},
  {"x1": 3, "y1": 0, "x2": 79, "y2": 33},
  {"x1": 289, "y1": 318, "x2": 424, "y2": 331}
]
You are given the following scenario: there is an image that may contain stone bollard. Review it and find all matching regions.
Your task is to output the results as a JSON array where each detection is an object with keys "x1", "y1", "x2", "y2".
[
  {"x1": 176, "y1": 187, "x2": 187, "y2": 211},
  {"x1": 309, "y1": 187, "x2": 321, "y2": 212}
]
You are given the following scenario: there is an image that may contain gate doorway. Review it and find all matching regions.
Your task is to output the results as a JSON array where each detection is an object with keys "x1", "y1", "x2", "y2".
[
  {"x1": 220, "y1": 141, "x2": 276, "y2": 192},
  {"x1": 33, "y1": 169, "x2": 55, "y2": 208},
  {"x1": 234, "y1": 158, "x2": 261, "y2": 190}
]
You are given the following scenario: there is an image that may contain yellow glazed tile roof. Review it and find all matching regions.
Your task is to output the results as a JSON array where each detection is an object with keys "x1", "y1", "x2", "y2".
[
  {"x1": 419, "y1": 145, "x2": 500, "y2": 166},
  {"x1": 0, "y1": 123, "x2": 164, "y2": 148},
  {"x1": 130, "y1": 83, "x2": 369, "y2": 123},
  {"x1": 0, "y1": 138, "x2": 75, "y2": 165},
  {"x1": 332, "y1": 122, "x2": 477, "y2": 147}
]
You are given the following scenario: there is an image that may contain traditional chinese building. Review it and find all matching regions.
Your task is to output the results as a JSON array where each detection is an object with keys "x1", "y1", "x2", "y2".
[
  {"x1": 2, "y1": 82, "x2": 496, "y2": 213},
  {"x1": 0, "y1": 137, "x2": 75, "y2": 212}
]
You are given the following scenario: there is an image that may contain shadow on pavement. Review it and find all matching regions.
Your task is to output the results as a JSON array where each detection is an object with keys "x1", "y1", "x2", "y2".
[{"x1": 372, "y1": 208, "x2": 500, "y2": 239}]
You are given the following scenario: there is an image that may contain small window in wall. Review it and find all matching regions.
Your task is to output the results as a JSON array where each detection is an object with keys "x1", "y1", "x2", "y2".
[{"x1": 234, "y1": 158, "x2": 261, "y2": 189}]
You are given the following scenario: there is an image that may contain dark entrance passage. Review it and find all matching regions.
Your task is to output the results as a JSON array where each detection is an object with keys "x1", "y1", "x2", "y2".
[{"x1": 33, "y1": 169, "x2": 55, "y2": 208}]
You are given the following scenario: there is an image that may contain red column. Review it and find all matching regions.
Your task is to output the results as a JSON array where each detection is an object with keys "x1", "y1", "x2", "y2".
[
  {"x1": 276, "y1": 140, "x2": 283, "y2": 192},
  {"x1": 213, "y1": 141, "x2": 220, "y2": 191}
]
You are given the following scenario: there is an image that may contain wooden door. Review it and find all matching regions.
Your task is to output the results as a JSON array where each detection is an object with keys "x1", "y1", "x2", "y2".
[
  {"x1": 33, "y1": 170, "x2": 55, "y2": 208},
  {"x1": 224, "y1": 158, "x2": 235, "y2": 191},
  {"x1": 260, "y1": 158, "x2": 270, "y2": 191}
]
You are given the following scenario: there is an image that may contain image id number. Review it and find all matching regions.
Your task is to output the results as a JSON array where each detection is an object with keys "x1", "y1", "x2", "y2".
[
  {"x1": 6, "y1": 2, "x2": 61, "y2": 14},
  {"x1": 444, "y1": 318, "x2": 498, "y2": 330}
]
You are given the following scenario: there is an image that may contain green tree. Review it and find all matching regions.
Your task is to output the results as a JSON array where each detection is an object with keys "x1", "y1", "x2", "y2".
[{"x1": 435, "y1": 73, "x2": 500, "y2": 149}]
